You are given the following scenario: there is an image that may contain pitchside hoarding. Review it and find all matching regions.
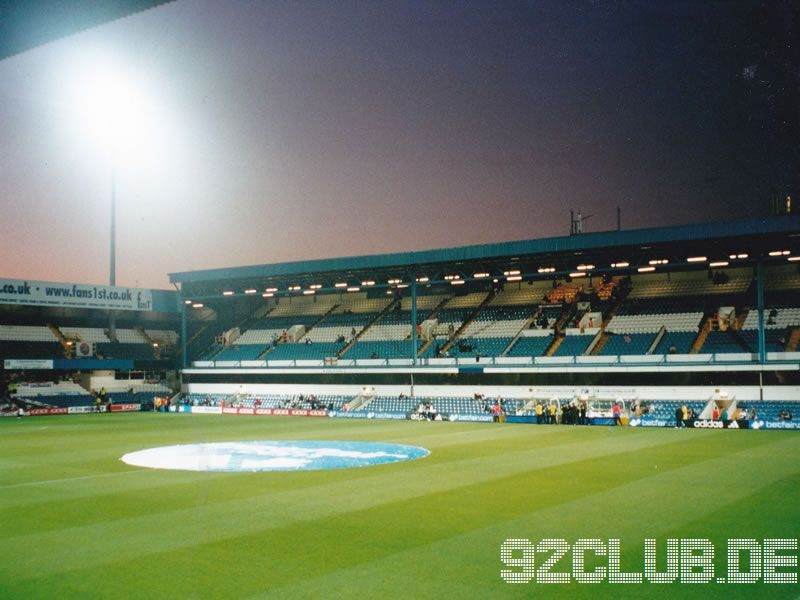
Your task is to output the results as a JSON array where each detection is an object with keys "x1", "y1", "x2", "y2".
[{"x1": 0, "y1": 278, "x2": 153, "y2": 311}]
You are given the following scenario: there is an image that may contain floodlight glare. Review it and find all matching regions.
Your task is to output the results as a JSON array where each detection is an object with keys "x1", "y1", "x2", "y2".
[{"x1": 69, "y1": 61, "x2": 156, "y2": 163}]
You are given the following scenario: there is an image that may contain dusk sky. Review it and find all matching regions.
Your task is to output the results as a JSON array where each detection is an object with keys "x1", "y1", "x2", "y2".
[{"x1": 0, "y1": 1, "x2": 796, "y2": 289}]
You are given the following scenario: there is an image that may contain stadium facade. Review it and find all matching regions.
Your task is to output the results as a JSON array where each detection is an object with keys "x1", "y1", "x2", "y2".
[
  {"x1": 165, "y1": 216, "x2": 800, "y2": 418},
  {"x1": 3, "y1": 215, "x2": 799, "y2": 424}
]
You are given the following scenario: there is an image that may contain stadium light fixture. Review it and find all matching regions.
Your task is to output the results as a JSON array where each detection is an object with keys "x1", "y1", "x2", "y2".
[
  {"x1": 569, "y1": 272, "x2": 586, "y2": 278},
  {"x1": 788, "y1": 256, "x2": 800, "y2": 262},
  {"x1": 362, "y1": 280, "x2": 375, "y2": 286},
  {"x1": 637, "y1": 266, "x2": 656, "y2": 273},
  {"x1": 768, "y1": 250, "x2": 790, "y2": 256},
  {"x1": 611, "y1": 261, "x2": 629, "y2": 268},
  {"x1": 450, "y1": 280, "x2": 465, "y2": 285},
  {"x1": 334, "y1": 282, "x2": 348, "y2": 288},
  {"x1": 265, "y1": 287, "x2": 278, "y2": 293},
  {"x1": 67, "y1": 57, "x2": 160, "y2": 291},
  {"x1": 397, "y1": 283, "x2": 409, "y2": 288},
  {"x1": 648, "y1": 259, "x2": 669, "y2": 265},
  {"x1": 503, "y1": 270, "x2": 520, "y2": 276},
  {"x1": 192, "y1": 303, "x2": 204, "y2": 308},
  {"x1": 537, "y1": 267, "x2": 555, "y2": 273},
  {"x1": 303, "y1": 290, "x2": 315, "y2": 295},
  {"x1": 347, "y1": 286, "x2": 360, "y2": 292},
  {"x1": 709, "y1": 261, "x2": 729, "y2": 268},
  {"x1": 576, "y1": 264, "x2": 595, "y2": 271},
  {"x1": 262, "y1": 292, "x2": 274, "y2": 298},
  {"x1": 416, "y1": 276, "x2": 430, "y2": 283},
  {"x1": 686, "y1": 256, "x2": 707, "y2": 263},
  {"x1": 184, "y1": 299, "x2": 192, "y2": 305},
  {"x1": 310, "y1": 284, "x2": 322, "y2": 290},
  {"x1": 505, "y1": 275, "x2": 522, "y2": 282},
  {"x1": 473, "y1": 272, "x2": 490, "y2": 279},
  {"x1": 244, "y1": 289, "x2": 257, "y2": 294},
  {"x1": 222, "y1": 291, "x2": 234, "y2": 296}
]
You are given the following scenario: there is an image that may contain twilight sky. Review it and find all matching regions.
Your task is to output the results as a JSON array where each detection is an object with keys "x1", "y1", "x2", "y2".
[{"x1": 0, "y1": 1, "x2": 796, "y2": 289}]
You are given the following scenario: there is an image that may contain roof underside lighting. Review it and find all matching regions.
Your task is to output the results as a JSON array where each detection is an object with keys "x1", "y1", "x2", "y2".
[
  {"x1": 503, "y1": 269, "x2": 520, "y2": 276},
  {"x1": 576, "y1": 264, "x2": 594, "y2": 271},
  {"x1": 262, "y1": 292, "x2": 274, "y2": 298},
  {"x1": 223, "y1": 290, "x2": 234, "y2": 296},
  {"x1": 334, "y1": 282, "x2": 347, "y2": 288},
  {"x1": 473, "y1": 272, "x2": 490, "y2": 278},
  {"x1": 416, "y1": 276, "x2": 429, "y2": 283},
  {"x1": 637, "y1": 266, "x2": 656, "y2": 273},
  {"x1": 709, "y1": 261, "x2": 729, "y2": 268},
  {"x1": 303, "y1": 290, "x2": 315, "y2": 295},
  {"x1": 450, "y1": 279, "x2": 465, "y2": 285},
  {"x1": 686, "y1": 256, "x2": 707, "y2": 263},
  {"x1": 505, "y1": 275, "x2": 522, "y2": 282},
  {"x1": 611, "y1": 261, "x2": 629, "y2": 268},
  {"x1": 361, "y1": 280, "x2": 375, "y2": 286},
  {"x1": 192, "y1": 303, "x2": 204, "y2": 308},
  {"x1": 347, "y1": 286, "x2": 360, "y2": 292},
  {"x1": 266, "y1": 287, "x2": 278, "y2": 293},
  {"x1": 569, "y1": 272, "x2": 586, "y2": 278},
  {"x1": 648, "y1": 259, "x2": 669, "y2": 265},
  {"x1": 788, "y1": 256, "x2": 800, "y2": 262},
  {"x1": 244, "y1": 289, "x2": 257, "y2": 294},
  {"x1": 537, "y1": 267, "x2": 555, "y2": 273}
]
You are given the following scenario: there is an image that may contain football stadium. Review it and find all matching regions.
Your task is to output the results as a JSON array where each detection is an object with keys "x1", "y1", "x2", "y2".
[{"x1": 2, "y1": 2, "x2": 800, "y2": 599}]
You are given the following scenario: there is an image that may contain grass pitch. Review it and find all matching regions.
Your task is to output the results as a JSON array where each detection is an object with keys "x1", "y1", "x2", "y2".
[{"x1": 1, "y1": 413, "x2": 799, "y2": 599}]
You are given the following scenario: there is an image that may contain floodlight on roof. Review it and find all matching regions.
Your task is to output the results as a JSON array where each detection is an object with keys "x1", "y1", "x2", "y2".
[{"x1": 686, "y1": 256, "x2": 707, "y2": 263}]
